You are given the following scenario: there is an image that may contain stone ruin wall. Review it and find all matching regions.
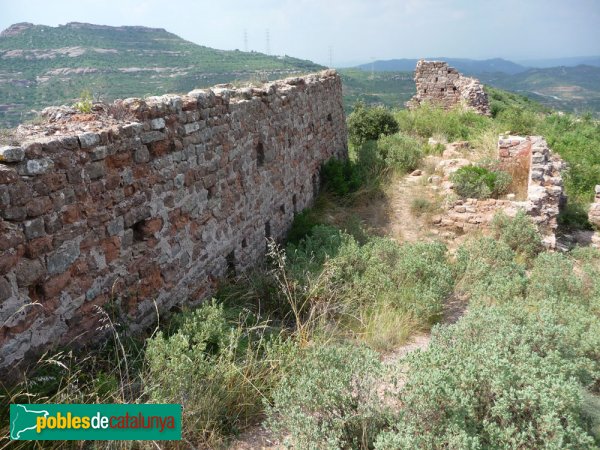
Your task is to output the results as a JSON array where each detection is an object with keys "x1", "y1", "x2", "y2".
[
  {"x1": 435, "y1": 136, "x2": 565, "y2": 248},
  {"x1": 407, "y1": 60, "x2": 491, "y2": 116},
  {"x1": 0, "y1": 70, "x2": 348, "y2": 373},
  {"x1": 589, "y1": 186, "x2": 600, "y2": 229}
]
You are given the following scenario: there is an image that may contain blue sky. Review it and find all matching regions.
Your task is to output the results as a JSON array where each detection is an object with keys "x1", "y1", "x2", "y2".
[{"x1": 1, "y1": 0, "x2": 599, "y2": 66}]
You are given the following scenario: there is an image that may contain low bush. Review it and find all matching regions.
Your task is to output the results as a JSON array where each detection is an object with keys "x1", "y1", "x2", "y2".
[
  {"x1": 496, "y1": 105, "x2": 541, "y2": 135},
  {"x1": 451, "y1": 165, "x2": 512, "y2": 199},
  {"x1": 347, "y1": 102, "x2": 399, "y2": 145},
  {"x1": 491, "y1": 210, "x2": 543, "y2": 262},
  {"x1": 266, "y1": 343, "x2": 385, "y2": 449},
  {"x1": 455, "y1": 237, "x2": 526, "y2": 304},
  {"x1": 144, "y1": 300, "x2": 296, "y2": 446},
  {"x1": 321, "y1": 157, "x2": 363, "y2": 196},
  {"x1": 377, "y1": 303, "x2": 599, "y2": 449},
  {"x1": 376, "y1": 133, "x2": 424, "y2": 172},
  {"x1": 73, "y1": 89, "x2": 93, "y2": 114},
  {"x1": 528, "y1": 252, "x2": 583, "y2": 303}
]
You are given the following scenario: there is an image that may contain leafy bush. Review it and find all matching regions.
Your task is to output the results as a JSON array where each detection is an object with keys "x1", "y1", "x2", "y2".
[
  {"x1": 455, "y1": 237, "x2": 526, "y2": 304},
  {"x1": 321, "y1": 157, "x2": 362, "y2": 196},
  {"x1": 528, "y1": 252, "x2": 583, "y2": 303},
  {"x1": 451, "y1": 165, "x2": 512, "y2": 199},
  {"x1": 73, "y1": 89, "x2": 93, "y2": 113},
  {"x1": 376, "y1": 133, "x2": 424, "y2": 172},
  {"x1": 377, "y1": 304, "x2": 599, "y2": 449},
  {"x1": 286, "y1": 209, "x2": 321, "y2": 245},
  {"x1": 145, "y1": 300, "x2": 295, "y2": 446},
  {"x1": 497, "y1": 105, "x2": 541, "y2": 135},
  {"x1": 347, "y1": 102, "x2": 399, "y2": 145},
  {"x1": 266, "y1": 343, "x2": 385, "y2": 449},
  {"x1": 491, "y1": 210, "x2": 543, "y2": 262}
]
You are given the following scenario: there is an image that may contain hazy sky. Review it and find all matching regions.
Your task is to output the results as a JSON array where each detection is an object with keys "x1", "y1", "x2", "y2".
[{"x1": 1, "y1": 0, "x2": 599, "y2": 66}]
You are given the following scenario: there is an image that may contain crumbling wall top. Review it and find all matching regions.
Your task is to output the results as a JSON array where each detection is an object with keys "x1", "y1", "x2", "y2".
[{"x1": 407, "y1": 60, "x2": 491, "y2": 116}]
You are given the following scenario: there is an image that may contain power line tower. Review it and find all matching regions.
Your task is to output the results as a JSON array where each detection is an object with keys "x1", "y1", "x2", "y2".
[
  {"x1": 243, "y1": 29, "x2": 248, "y2": 52},
  {"x1": 370, "y1": 56, "x2": 376, "y2": 80},
  {"x1": 265, "y1": 29, "x2": 271, "y2": 55},
  {"x1": 328, "y1": 45, "x2": 333, "y2": 68}
]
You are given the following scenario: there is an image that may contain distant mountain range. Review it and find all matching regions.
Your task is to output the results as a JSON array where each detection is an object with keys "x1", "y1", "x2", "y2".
[
  {"x1": 354, "y1": 58, "x2": 528, "y2": 75},
  {"x1": 0, "y1": 22, "x2": 322, "y2": 127},
  {"x1": 353, "y1": 56, "x2": 600, "y2": 76},
  {"x1": 351, "y1": 57, "x2": 600, "y2": 115},
  {"x1": 517, "y1": 56, "x2": 600, "y2": 69}
]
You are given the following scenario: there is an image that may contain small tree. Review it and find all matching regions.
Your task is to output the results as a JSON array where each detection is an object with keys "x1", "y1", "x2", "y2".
[{"x1": 347, "y1": 102, "x2": 399, "y2": 145}]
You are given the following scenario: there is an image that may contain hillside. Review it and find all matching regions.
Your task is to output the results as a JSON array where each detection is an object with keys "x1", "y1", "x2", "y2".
[
  {"x1": 479, "y1": 65, "x2": 600, "y2": 115},
  {"x1": 0, "y1": 22, "x2": 322, "y2": 127}
]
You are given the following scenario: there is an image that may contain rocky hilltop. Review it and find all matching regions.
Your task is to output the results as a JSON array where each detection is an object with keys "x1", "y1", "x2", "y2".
[{"x1": 0, "y1": 22, "x2": 322, "y2": 128}]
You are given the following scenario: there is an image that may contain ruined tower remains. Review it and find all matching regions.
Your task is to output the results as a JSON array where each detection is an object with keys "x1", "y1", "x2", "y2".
[{"x1": 407, "y1": 60, "x2": 491, "y2": 116}]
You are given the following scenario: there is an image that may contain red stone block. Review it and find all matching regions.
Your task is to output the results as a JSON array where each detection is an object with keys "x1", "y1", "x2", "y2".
[
  {"x1": 61, "y1": 204, "x2": 80, "y2": 224},
  {"x1": 43, "y1": 271, "x2": 71, "y2": 297},
  {"x1": 101, "y1": 236, "x2": 121, "y2": 263},
  {"x1": 0, "y1": 249, "x2": 18, "y2": 275},
  {"x1": 149, "y1": 140, "x2": 170, "y2": 158},
  {"x1": 140, "y1": 217, "x2": 163, "y2": 237},
  {"x1": 107, "y1": 152, "x2": 132, "y2": 169},
  {"x1": 26, "y1": 236, "x2": 53, "y2": 258}
]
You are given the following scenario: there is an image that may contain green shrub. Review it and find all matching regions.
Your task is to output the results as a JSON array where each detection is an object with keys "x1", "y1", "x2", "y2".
[
  {"x1": 321, "y1": 157, "x2": 362, "y2": 196},
  {"x1": 145, "y1": 300, "x2": 295, "y2": 446},
  {"x1": 376, "y1": 133, "x2": 424, "y2": 172},
  {"x1": 73, "y1": 89, "x2": 93, "y2": 113},
  {"x1": 491, "y1": 210, "x2": 543, "y2": 262},
  {"x1": 324, "y1": 238, "x2": 454, "y2": 326},
  {"x1": 497, "y1": 105, "x2": 540, "y2": 135},
  {"x1": 286, "y1": 209, "x2": 321, "y2": 245},
  {"x1": 377, "y1": 304, "x2": 598, "y2": 449},
  {"x1": 286, "y1": 224, "x2": 350, "y2": 276},
  {"x1": 455, "y1": 237, "x2": 526, "y2": 304},
  {"x1": 451, "y1": 165, "x2": 512, "y2": 199},
  {"x1": 347, "y1": 102, "x2": 399, "y2": 145},
  {"x1": 528, "y1": 252, "x2": 583, "y2": 303},
  {"x1": 266, "y1": 343, "x2": 385, "y2": 449}
]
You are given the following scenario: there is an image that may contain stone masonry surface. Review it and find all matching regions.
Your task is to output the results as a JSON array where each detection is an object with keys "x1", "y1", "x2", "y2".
[
  {"x1": 407, "y1": 60, "x2": 491, "y2": 116},
  {"x1": 435, "y1": 136, "x2": 565, "y2": 248},
  {"x1": 0, "y1": 70, "x2": 348, "y2": 373},
  {"x1": 589, "y1": 185, "x2": 600, "y2": 229}
]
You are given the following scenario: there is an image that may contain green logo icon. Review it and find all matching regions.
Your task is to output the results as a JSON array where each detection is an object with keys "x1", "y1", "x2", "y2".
[{"x1": 10, "y1": 404, "x2": 181, "y2": 441}]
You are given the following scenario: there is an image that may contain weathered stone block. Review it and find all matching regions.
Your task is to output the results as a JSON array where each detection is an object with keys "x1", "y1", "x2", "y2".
[
  {"x1": 47, "y1": 240, "x2": 80, "y2": 275},
  {"x1": 150, "y1": 118, "x2": 166, "y2": 130},
  {"x1": 0, "y1": 146, "x2": 24, "y2": 162},
  {"x1": 15, "y1": 258, "x2": 45, "y2": 287},
  {"x1": 134, "y1": 146, "x2": 151, "y2": 163},
  {"x1": 23, "y1": 217, "x2": 46, "y2": 240},
  {"x1": 141, "y1": 131, "x2": 166, "y2": 144},
  {"x1": 79, "y1": 132, "x2": 101, "y2": 148},
  {"x1": 20, "y1": 158, "x2": 54, "y2": 176}
]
